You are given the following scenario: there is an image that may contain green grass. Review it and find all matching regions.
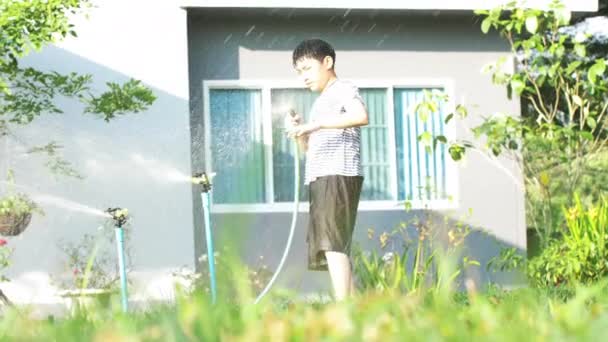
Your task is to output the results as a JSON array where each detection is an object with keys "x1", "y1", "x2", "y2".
[{"x1": 2, "y1": 282, "x2": 608, "y2": 341}]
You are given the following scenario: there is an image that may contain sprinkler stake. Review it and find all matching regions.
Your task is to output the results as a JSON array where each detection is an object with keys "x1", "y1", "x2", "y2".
[
  {"x1": 105, "y1": 207, "x2": 129, "y2": 312},
  {"x1": 193, "y1": 171, "x2": 217, "y2": 303}
]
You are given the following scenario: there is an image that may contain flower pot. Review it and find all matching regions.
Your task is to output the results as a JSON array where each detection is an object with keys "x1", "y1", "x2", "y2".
[
  {"x1": 0, "y1": 212, "x2": 32, "y2": 236},
  {"x1": 58, "y1": 288, "x2": 117, "y2": 314}
]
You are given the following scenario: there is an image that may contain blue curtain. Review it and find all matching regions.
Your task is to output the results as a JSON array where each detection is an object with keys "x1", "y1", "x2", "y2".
[
  {"x1": 394, "y1": 88, "x2": 447, "y2": 201},
  {"x1": 209, "y1": 89, "x2": 265, "y2": 204},
  {"x1": 360, "y1": 88, "x2": 392, "y2": 200}
]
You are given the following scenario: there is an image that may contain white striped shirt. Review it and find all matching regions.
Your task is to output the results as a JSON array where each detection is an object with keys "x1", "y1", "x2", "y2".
[{"x1": 305, "y1": 79, "x2": 365, "y2": 185}]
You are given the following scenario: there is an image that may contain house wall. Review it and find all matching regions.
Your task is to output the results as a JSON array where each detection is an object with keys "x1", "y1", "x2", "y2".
[
  {"x1": 187, "y1": 9, "x2": 526, "y2": 294},
  {"x1": 0, "y1": 0, "x2": 193, "y2": 308},
  {"x1": 0, "y1": 2, "x2": 529, "y2": 307}
]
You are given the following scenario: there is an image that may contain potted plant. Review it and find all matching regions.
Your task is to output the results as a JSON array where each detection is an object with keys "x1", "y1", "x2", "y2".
[
  {"x1": 0, "y1": 171, "x2": 43, "y2": 237},
  {"x1": 53, "y1": 219, "x2": 133, "y2": 314}
]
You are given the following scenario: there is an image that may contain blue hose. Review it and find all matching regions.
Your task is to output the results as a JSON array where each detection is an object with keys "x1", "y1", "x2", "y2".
[{"x1": 199, "y1": 134, "x2": 299, "y2": 304}]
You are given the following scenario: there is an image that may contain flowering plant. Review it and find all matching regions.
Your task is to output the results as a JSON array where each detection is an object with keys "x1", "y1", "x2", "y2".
[
  {"x1": 53, "y1": 220, "x2": 133, "y2": 291},
  {"x1": 0, "y1": 238, "x2": 12, "y2": 282}
]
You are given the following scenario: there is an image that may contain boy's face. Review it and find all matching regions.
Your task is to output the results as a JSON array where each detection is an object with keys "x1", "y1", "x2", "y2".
[{"x1": 294, "y1": 56, "x2": 334, "y2": 92}]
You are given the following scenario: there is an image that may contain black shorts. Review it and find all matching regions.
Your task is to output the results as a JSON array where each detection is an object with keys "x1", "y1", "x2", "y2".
[{"x1": 307, "y1": 175, "x2": 363, "y2": 271}]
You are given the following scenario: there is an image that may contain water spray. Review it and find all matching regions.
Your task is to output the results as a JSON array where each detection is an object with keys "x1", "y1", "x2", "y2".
[
  {"x1": 106, "y1": 207, "x2": 130, "y2": 312},
  {"x1": 192, "y1": 172, "x2": 217, "y2": 304}
]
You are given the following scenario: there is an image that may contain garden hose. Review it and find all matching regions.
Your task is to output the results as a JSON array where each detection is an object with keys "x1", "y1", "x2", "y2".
[
  {"x1": 195, "y1": 111, "x2": 301, "y2": 305},
  {"x1": 254, "y1": 129, "x2": 300, "y2": 304}
]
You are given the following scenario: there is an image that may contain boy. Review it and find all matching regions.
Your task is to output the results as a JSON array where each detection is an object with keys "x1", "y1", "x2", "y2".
[{"x1": 286, "y1": 39, "x2": 368, "y2": 300}]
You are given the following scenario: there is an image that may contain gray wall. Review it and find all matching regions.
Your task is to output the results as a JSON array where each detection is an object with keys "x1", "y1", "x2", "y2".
[
  {"x1": 187, "y1": 9, "x2": 525, "y2": 294},
  {"x1": 0, "y1": 1, "x2": 193, "y2": 306}
]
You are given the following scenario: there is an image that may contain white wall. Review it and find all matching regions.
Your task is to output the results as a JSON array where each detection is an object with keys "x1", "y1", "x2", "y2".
[{"x1": 0, "y1": 0, "x2": 193, "y2": 306}]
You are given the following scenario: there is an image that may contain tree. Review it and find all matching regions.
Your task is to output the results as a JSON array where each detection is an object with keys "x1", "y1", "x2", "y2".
[
  {"x1": 0, "y1": 0, "x2": 157, "y2": 301},
  {"x1": 0, "y1": 0, "x2": 156, "y2": 177},
  {"x1": 414, "y1": 1, "x2": 607, "y2": 248},
  {"x1": 474, "y1": 0, "x2": 608, "y2": 247}
]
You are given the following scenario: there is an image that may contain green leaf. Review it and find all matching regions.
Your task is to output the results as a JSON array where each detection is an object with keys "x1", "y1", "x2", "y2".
[
  {"x1": 574, "y1": 44, "x2": 586, "y2": 58},
  {"x1": 555, "y1": 7, "x2": 572, "y2": 25},
  {"x1": 573, "y1": 95, "x2": 583, "y2": 107},
  {"x1": 525, "y1": 15, "x2": 538, "y2": 34},
  {"x1": 580, "y1": 131, "x2": 593, "y2": 141},
  {"x1": 588, "y1": 59, "x2": 606, "y2": 84},
  {"x1": 456, "y1": 104, "x2": 468, "y2": 118},
  {"x1": 434, "y1": 135, "x2": 447, "y2": 151},
  {"x1": 418, "y1": 131, "x2": 432, "y2": 145},
  {"x1": 536, "y1": 75, "x2": 546, "y2": 88},
  {"x1": 510, "y1": 79, "x2": 525, "y2": 95},
  {"x1": 404, "y1": 201, "x2": 412, "y2": 212},
  {"x1": 539, "y1": 171, "x2": 550, "y2": 187},
  {"x1": 444, "y1": 113, "x2": 454, "y2": 124},
  {"x1": 417, "y1": 107, "x2": 430, "y2": 123},
  {"x1": 448, "y1": 145, "x2": 465, "y2": 161},
  {"x1": 587, "y1": 117, "x2": 597, "y2": 130},
  {"x1": 566, "y1": 61, "x2": 582, "y2": 75},
  {"x1": 481, "y1": 18, "x2": 492, "y2": 34}
]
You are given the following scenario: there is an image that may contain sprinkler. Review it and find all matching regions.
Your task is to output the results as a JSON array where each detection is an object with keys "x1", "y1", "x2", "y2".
[
  {"x1": 106, "y1": 207, "x2": 130, "y2": 312},
  {"x1": 192, "y1": 172, "x2": 217, "y2": 304}
]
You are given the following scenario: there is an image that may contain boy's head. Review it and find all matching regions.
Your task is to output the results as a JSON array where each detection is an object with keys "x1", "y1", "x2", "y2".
[{"x1": 292, "y1": 39, "x2": 337, "y2": 92}]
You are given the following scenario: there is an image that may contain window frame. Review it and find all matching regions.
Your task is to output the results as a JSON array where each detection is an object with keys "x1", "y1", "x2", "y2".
[{"x1": 202, "y1": 79, "x2": 458, "y2": 213}]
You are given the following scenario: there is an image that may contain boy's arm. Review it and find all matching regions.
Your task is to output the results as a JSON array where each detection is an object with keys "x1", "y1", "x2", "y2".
[
  {"x1": 289, "y1": 98, "x2": 369, "y2": 137},
  {"x1": 296, "y1": 134, "x2": 309, "y2": 153},
  {"x1": 317, "y1": 98, "x2": 369, "y2": 129}
]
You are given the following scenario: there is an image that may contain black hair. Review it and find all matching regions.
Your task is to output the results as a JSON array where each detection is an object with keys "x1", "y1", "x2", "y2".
[{"x1": 292, "y1": 39, "x2": 336, "y2": 68}]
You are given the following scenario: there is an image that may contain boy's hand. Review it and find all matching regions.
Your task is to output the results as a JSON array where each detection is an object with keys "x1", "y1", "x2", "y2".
[
  {"x1": 286, "y1": 112, "x2": 302, "y2": 128},
  {"x1": 287, "y1": 122, "x2": 320, "y2": 138}
]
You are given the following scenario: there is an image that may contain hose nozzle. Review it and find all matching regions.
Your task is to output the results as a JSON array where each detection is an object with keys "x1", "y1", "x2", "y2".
[
  {"x1": 106, "y1": 207, "x2": 129, "y2": 227},
  {"x1": 192, "y1": 172, "x2": 212, "y2": 193},
  {"x1": 284, "y1": 109, "x2": 297, "y2": 133}
]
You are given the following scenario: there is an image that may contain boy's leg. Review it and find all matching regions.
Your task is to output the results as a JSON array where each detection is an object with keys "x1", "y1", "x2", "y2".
[
  {"x1": 308, "y1": 175, "x2": 363, "y2": 299},
  {"x1": 325, "y1": 251, "x2": 354, "y2": 300}
]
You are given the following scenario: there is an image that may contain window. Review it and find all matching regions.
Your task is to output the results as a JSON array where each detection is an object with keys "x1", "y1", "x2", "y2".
[{"x1": 203, "y1": 80, "x2": 457, "y2": 212}]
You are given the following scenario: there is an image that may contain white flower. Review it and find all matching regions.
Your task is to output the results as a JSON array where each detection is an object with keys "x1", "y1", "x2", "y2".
[
  {"x1": 382, "y1": 252, "x2": 395, "y2": 263},
  {"x1": 574, "y1": 31, "x2": 588, "y2": 43}
]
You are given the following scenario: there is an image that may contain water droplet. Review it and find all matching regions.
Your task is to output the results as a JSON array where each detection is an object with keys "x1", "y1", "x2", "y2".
[{"x1": 340, "y1": 20, "x2": 351, "y2": 32}]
